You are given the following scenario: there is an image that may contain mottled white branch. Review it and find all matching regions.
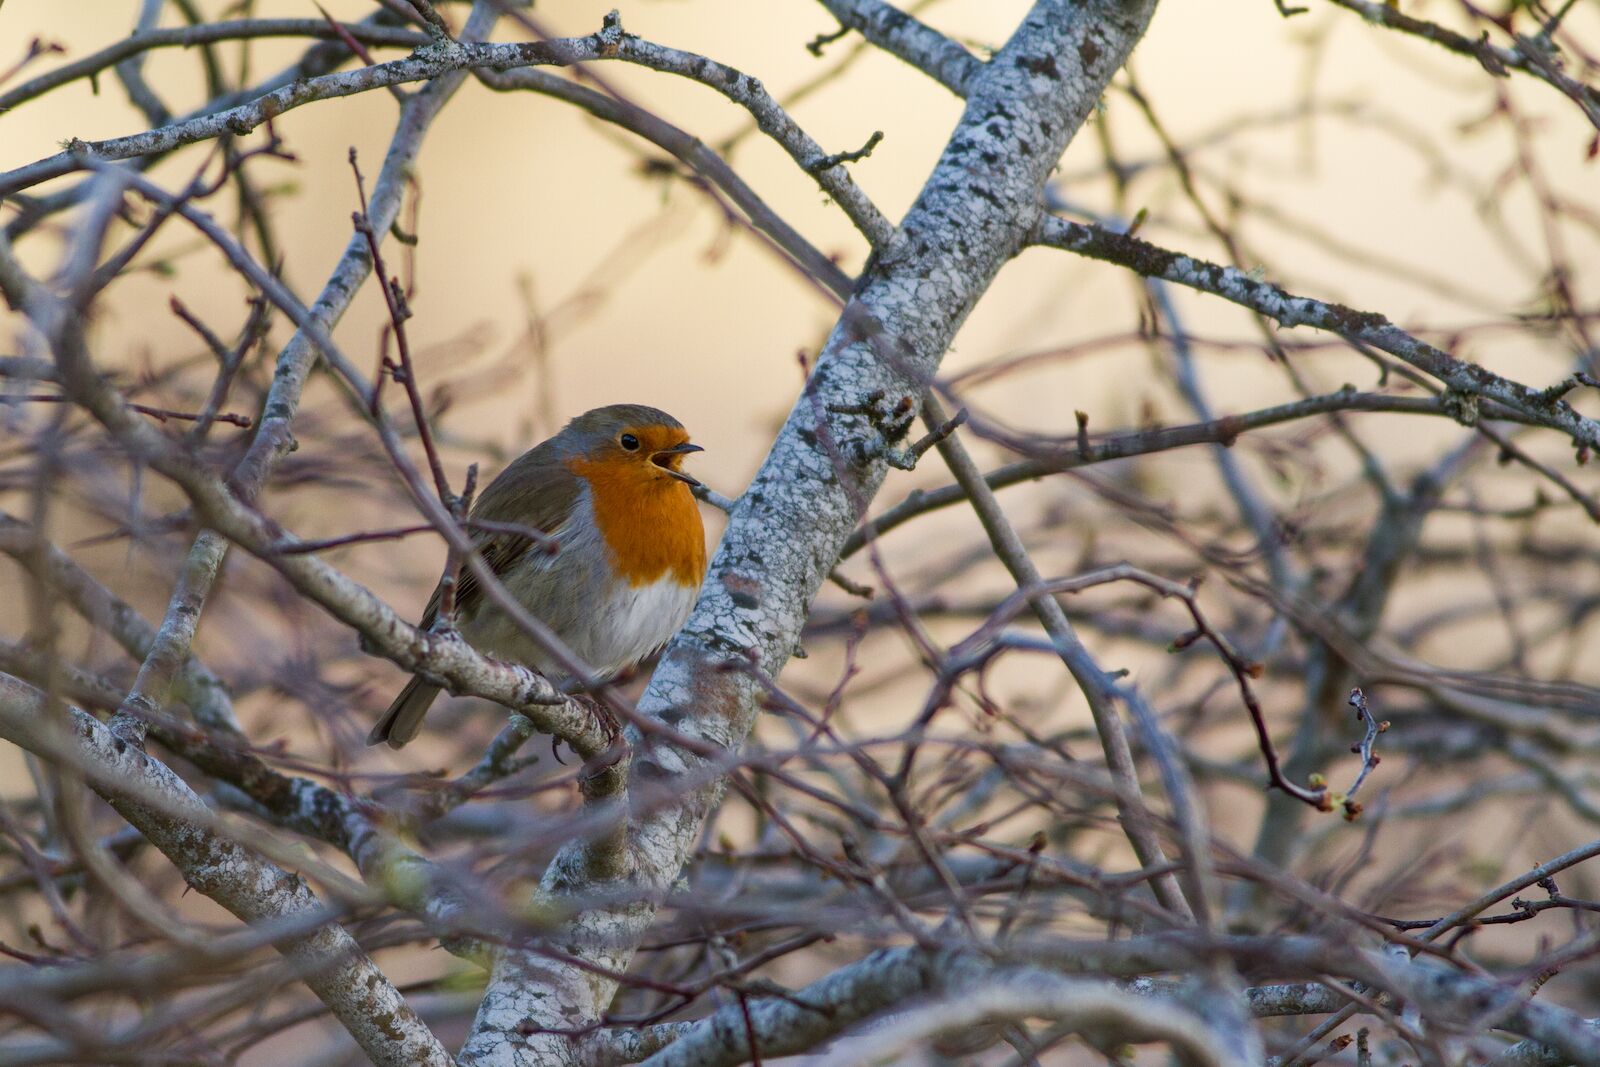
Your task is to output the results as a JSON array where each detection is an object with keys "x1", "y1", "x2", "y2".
[
  {"x1": 0, "y1": 21, "x2": 630, "y2": 198},
  {"x1": 0, "y1": 19, "x2": 427, "y2": 113},
  {"x1": 814, "y1": 0, "x2": 981, "y2": 95},
  {"x1": 595, "y1": 952, "x2": 1343, "y2": 1067},
  {"x1": 2, "y1": 6, "x2": 896, "y2": 248},
  {"x1": 617, "y1": 946, "x2": 946, "y2": 1067},
  {"x1": 159, "y1": 720, "x2": 485, "y2": 950},
  {"x1": 1369, "y1": 952, "x2": 1600, "y2": 1064},
  {"x1": 591, "y1": 927, "x2": 1600, "y2": 1066},
  {"x1": 1487, "y1": 1026, "x2": 1600, "y2": 1067}
]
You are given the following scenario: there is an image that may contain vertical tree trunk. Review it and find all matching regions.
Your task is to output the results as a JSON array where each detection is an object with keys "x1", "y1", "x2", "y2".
[{"x1": 461, "y1": 2, "x2": 1162, "y2": 1062}]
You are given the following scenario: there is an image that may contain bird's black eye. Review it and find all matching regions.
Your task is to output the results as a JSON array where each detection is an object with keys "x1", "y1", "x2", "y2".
[{"x1": 620, "y1": 433, "x2": 640, "y2": 451}]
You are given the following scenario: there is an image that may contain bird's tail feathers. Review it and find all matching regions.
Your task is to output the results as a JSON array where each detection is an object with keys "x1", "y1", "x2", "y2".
[{"x1": 367, "y1": 676, "x2": 442, "y2": 749}]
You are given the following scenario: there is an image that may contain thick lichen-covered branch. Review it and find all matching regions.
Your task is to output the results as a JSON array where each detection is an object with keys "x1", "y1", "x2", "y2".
[{"x1": 461, "y1": 3, "x2": 1161, "y2": 1062}]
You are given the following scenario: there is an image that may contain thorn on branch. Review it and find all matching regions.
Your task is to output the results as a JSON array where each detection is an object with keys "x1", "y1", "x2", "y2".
[
  {"x1": 895, "y1": 405, "x2": 968, "y2": 469},
  {"x1": 1473, "y1": 31, "x2": 1511, "y2": 77},
  {"x1": 806, "y1": 24, "x2": 851, "y2": 57},
  {"x1": 1273, "y1": 0, "x2": 1309, "y2": 16},
  {"x1": 597, "y1": 9, "x2": 628, "y2": 55},
  {"x1": 1440, "y1": 387, "x2": 1481, "y2": 427},
  {"x1": 3, "y1": 37, "x2": 66, "y2": 90},
  {"x1": 386, "y1": 276, "x2": 414, "y2": 324},
  {"x1": 806, "y1": 131, "x2": 884, "y2": 173},
  {"x1": 827, "y1": 568, "x2": 874, "y2": 599},
  {"x1": 1535, "y1": 371, "x2": 1600, "y2": 407}
]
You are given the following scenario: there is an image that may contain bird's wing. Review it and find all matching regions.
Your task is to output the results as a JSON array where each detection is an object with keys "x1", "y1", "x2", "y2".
[{"x1": 417, "y1": 443, "x2": 581, "y2": 630}]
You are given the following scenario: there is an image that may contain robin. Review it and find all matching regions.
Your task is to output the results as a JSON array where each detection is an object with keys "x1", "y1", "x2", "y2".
[{"x1": 368, "y1": 404, "x2": 707, "y2": 748}]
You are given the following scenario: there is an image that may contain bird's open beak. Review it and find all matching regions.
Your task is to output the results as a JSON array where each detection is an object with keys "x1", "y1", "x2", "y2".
[{"x1": 652, "y1": 442, "x2": 704, "y2": 487}]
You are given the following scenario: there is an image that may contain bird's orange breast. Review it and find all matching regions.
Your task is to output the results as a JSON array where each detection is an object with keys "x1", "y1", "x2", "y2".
[{"x1": 567, "y1": 456, "x2": 706, "y2": 587}]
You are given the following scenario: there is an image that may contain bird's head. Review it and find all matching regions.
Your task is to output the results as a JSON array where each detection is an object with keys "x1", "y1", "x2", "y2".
[{"x1": 560, "y1": 404, "x2": 703, "y2": 489}]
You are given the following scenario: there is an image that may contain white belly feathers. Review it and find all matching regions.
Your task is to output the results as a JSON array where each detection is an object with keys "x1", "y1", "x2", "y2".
[{"x1": 457, "y1": 484, "x2": 699, "y2": 681}]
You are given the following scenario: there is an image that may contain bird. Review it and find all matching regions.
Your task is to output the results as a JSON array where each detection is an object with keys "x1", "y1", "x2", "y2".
[{"x1": 367, "y1": 404, "x2": 707, "y2": 749}]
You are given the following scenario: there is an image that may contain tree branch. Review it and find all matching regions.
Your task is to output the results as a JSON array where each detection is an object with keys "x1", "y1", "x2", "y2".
[
  {"x1": 1032, "y1": 216, "x2": 1600, "y2": 456},
  {"x1": 813, "y1": 0, "x2": 982, "y2": 96}
]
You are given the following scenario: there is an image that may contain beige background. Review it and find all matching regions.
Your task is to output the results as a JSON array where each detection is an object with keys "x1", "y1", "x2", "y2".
[
  {"x1": 5, "y1": 0, "x2": 1593, "y2": 479},
  {"x1": 2, "y1": 0, "x2": 1599, "y2": 1061}
]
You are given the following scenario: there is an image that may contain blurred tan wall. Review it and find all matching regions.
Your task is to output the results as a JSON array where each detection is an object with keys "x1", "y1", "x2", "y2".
[{"x1": 4, "y1": 0, "x2": 1592, "y2": 487}]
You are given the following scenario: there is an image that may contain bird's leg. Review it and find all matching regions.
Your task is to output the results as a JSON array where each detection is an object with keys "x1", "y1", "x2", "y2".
[
  {"x1": 571, "y1": 693, "x2": 629, "y2": 788},
  {"x1": 573, "y1": 691, "x2": 621, "y2": 745},
  {"x1": 550, "y1": 693, "x2": 622, "y2": 769}
]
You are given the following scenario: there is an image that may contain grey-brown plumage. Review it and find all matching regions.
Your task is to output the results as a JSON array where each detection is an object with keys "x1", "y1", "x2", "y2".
[
  {"x1": 372, "y1": 676, "x2": 443, "y2": 749},
  {"x1": 368, "y1": 405, "x2": 704, "y2": 749}
]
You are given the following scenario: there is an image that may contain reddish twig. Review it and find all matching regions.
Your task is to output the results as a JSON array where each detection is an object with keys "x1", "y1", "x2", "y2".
[
  {"x1": 170, "y1": 295, "x2": 271, "y2": 442},
  {"x1": 314, "y1": 4, "x2": 406, "y2": 104},
  {"x1": 350, "y1": 147, "x2": 455, "y2": 511},
  {"x1": 271, "y1": 516, "x2": 558, "y2": 556},
  {"x1": 0, "y1": 37, "x2": 66, "y2": 92},
  {"x1": 437, "y1": 463, "x2": 479, "y2": 624},
  {"x1": 8, "y1": 394, "x2": 251, "y2": 428}
]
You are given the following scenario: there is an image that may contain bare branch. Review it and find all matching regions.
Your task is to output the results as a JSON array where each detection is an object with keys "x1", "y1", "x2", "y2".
[{"x1": 0, "y1": 674, "x2": 453, "y2": 1067}]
